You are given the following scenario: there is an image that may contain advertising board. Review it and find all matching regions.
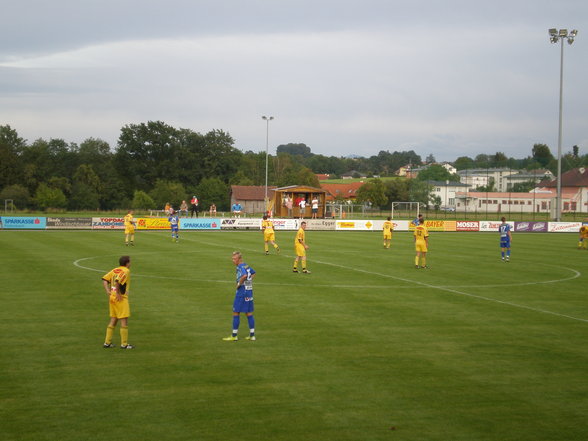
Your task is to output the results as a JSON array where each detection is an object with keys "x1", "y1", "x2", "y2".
[
  {"x1": 547, "y1": 222, "x2": 582, "y2": 233},
  {"x1": 304, "y1": 219, "x2": 335, "y2": 230},
  {"x1": 514, "y1": 221, "x2": 548, "y2": 233},
  {"x1": 181, "y1": 218, "x2": 221, "y2": 230},
  {"x1": 1, "y1": 216, "x2": 47, "y2": 229},
  {"x1": 46, "y1": 217, "x2": 92, "y2": 229},
  {"x1": 136, "y1": 218, "x2": 170, "y2": 230},
  {"x1": 92, "y1": 217, "x2": 125, "y2": 229},
  {"x1": 221, "y1": 218, "x2": 262, "y2": 230},
  {"x1": 456, "y1": 221, "x2": 480, "y2": 232},
  {"x1": 336, "y1": 220, "x2": 375, "y2": 231}
]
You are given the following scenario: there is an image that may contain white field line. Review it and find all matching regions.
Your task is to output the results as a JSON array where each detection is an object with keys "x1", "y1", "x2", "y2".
[{"x1": 73, "y1": 235, "x2": 586, "y2": 323}]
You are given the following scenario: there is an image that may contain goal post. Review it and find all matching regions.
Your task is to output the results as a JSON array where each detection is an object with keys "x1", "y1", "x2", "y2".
[{"x1": 390, "y1": 201, "x2": 422, "y2": 219}]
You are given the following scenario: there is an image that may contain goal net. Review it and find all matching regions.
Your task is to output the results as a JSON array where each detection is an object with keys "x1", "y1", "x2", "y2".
[{"x1": 390, "y1": 201, "x2": 422, "y2": 219}]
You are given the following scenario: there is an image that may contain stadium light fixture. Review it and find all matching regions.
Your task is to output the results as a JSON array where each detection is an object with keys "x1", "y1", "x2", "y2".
[
  {"x1": 262, "y1": 115, "x2": 274, "y2": 214},
  {"x1": 548, "y1": 28, "x2": 578, "y2": 221}
]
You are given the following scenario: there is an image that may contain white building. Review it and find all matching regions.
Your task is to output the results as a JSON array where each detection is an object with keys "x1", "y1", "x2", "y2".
[
  {"x1": 427, "y1": 180, "x2": 470, "y2": 209},
  {"x1": 453, "y1": 191, "x2": 566, "y2": 214},
  {"x1": 457, "y1": 168, "x2": 518, "y2": 192}
]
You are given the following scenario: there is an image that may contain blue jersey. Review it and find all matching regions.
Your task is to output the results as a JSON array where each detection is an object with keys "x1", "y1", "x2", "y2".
[
  {"x1": 413, "y1": 217, "x2": 421, "y2": 226},
  {"x1": 235, "y1": 262, "x2": 256, "y2": 298},
  {"x1": 499, "y1": 223, "x2": 511, "y2": 247},
  {"x1": 168, "y1": 215, "x2": 179, "y2": 230}
]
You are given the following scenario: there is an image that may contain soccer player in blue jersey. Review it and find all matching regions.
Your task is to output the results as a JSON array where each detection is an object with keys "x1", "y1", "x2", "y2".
[
  {"x1": 168, "y1": 209, "x2": 179, "y2": 242},
  {"x1": 223, "y1": 251, "x2": 256, "y2": 341},
  {"x1": 499, "y1": 217, "x2": 512, "y2": 262},
  {"x1": 413, "y1": 213, "x2": 423, "y2": 226}
]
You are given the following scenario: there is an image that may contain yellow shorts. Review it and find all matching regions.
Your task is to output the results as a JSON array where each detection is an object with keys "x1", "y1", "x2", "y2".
[
  {"x1": 383, "y1": 232, "x2": 392, "y2": 240},
  {"x1": 264, "y1": 231, "x2": 275, "y2": 242},
  {"x1": 109, "y1": 294, "x2": 130, "y2": 319},
  {"x1": 125, "y1": 226, "x2": 135, "y2": 234},
  {"x1": 295, "y1": 243, "x2": 306, "y2": 257},
  {"x1": 415, "y1": 241, "x2": 428, "y2": 252}
]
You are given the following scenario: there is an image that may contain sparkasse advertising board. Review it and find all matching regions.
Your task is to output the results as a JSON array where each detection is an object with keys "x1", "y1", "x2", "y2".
[
  {"x1": 2, "y1": 216, "x2": 47, "y2": 229},
  {"x1": 181, "y1": 218, "x2": 221, "y2": 230}
]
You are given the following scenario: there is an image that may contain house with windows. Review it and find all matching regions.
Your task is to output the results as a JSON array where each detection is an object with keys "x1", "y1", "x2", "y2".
[
  {"x1": 454, "y1": 191, "x2": 560, "y2": 214},
  {"x1": 535, "y1": 167, "x2": 588, "y2": 213},
  {"x1": 502, "y1": 169, "x2": 554, "y2": 191},
  {"x1": 426, "y1": 180, "x2": 469, "y2": 209},
  {"x1": 457, "y1": 168, "x2": 518, "y2": 191}
]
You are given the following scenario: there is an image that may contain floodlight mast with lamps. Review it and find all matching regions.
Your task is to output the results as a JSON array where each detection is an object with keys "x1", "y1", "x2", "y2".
[
  {"x1": 548, "y1": 28, "x2": 578, "y2": 221},
  {"x1": 261, "y1": 115, "x2": 274, "y2": 214}
]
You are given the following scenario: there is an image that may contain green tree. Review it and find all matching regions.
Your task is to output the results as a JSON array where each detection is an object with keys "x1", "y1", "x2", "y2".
[
  {"x1": 132, "y1": 190, "x2": 156, "y2": 210},
  {"x1": 454, "y1": 156, "x2": 475, "y2": 170},
  {"x1": 532, "y1": 143, "x2": 554, "y2": 168},
  {"x1": 0, "y1": 125, "x2": 25, "y2": 190},
  {"x1": 409, "y1": 180, "x2": 433, "y2": 206},
  {"x1": 385, "y1": 178, "x2": 410, "y2": 204},
  {"x1": 0, "y1": 184, "x2": 30, "y2": 209},
  {"x1": 149, "y1": 180, "x2": 187, "y2": 209},
  {"x1": 35, "y1": 183, "x2": 67, "y2": 210},
  {"x1": 196, "y1": 177, "x2": 229, "y2": 211},
  {"x1": 276, "y1": 143, "x2": 312, "y2": 157},
  {"x1": 356, "y1": 178, "x2": 388, "y2": 208},
  {"x1": 69, "y1": 165, "x2": 102, "y2": 210},
  {"x1": 417, "y1": 164, "x2": 456, "y2": 182}
]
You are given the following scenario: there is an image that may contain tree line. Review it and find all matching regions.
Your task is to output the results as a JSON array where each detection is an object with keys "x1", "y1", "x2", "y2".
[{"x1": 1, "y1": 122, "x2": 586, "y2": 211}]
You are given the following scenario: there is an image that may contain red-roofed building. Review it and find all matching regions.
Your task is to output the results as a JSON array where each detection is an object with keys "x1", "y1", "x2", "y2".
[
  {"x1": 320, "y1": 182, "x2": 365, "y2": 202},
  {"x1": 538, "y1": 167, "x2": 588, "y2": 212}
]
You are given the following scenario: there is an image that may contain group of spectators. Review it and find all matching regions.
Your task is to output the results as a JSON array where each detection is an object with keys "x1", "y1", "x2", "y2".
[{"x1": 163, "y1": 196, "x2": 216, "y2": 218}]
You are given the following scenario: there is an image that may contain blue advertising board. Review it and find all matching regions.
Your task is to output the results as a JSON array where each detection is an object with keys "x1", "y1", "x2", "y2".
[
  {"x1": 2, "y1": 216, "x2": 47, "y2": 229},
  {"x1": 180, "y1": 218, "x2": 221, "y2": 230}
]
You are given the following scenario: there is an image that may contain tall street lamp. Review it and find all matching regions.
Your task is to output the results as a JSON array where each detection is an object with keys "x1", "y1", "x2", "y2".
[
  {"x1": 549, "y1": 28, "x2": 578, "y2": 221},
  {"x1": 262, "y1": 115, "x2": 274, "y2": 214}
]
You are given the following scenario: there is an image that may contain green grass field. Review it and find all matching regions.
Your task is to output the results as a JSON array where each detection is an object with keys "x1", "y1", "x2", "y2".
[{"x1": 1, "y1": 229, "x2": 587, "y2": 441}]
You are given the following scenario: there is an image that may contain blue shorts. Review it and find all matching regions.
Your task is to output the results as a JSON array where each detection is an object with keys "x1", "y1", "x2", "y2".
[
  {"x1": 233, "y1": 295, "x2": 254, "y2": 313},
  {"x1": 500, "y1": 238, "x2": 510, "y2": 248}
]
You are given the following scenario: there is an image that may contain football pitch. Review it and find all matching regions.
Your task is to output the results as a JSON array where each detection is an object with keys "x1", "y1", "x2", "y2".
[{"x1": 1, "y1": 229, "x2": 587, "y2": 441}]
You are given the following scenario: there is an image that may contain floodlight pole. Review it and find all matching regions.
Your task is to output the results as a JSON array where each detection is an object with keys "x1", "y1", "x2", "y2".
[
  {"x1": 549, "y1": 28, "x2": 578, "y2": 221},
  {"x1": 262, "y1": 115, "x2": 274, "y2": 214}
]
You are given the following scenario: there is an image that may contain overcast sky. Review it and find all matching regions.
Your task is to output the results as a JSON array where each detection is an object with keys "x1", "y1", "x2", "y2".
[{"x1": 1, "y1": 0, "x2": 586, "y2": 162}]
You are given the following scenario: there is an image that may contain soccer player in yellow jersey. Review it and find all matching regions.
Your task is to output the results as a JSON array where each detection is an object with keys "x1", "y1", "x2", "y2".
[
  {"x1": 123, "y1": 210, "x2": 136, "y2": 246},
  {"x1": 261, "y1": 215, "x2": 280, "y2": 255},
  {"x1": 413, "y1": 218, "x2": 429, "y2": 269},
  {"x1": 293, "y1": 221, "x2": 310, "y2": 273},
  {"x1": 579, "y1": 225, "x2": 588, "y2": 250},
  {"x1": 101, "y1": 255, "x2": 134, "y2": 349},
  {"x1": 382, "y1": 216, "x2": 393, "y2": 248}
]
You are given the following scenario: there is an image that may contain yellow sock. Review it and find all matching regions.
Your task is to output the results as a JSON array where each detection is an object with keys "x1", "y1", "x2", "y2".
[
  {"x1": 421, "y1": 257, "x2": 426, "y2": 267},
  {"x1": 264, "y1": 244, "x2": 269, "y2": 252},
  {"x1": 302, "y1": 259, "x2": 307, "y2": 270},
  {"x1": 105, "y1": 325, "x2": 115, "y2": 344},
  {"x1": 120, "y1": 326, "x2": 129, "y2": 347},
  {"x1": 415, "y1": 256, "x2": 419, "y2": 266},
  {"x1": 293, "y1": 260, "x2": 298, "y2": 269},
  {"x1": 274, "y1": 243, "x2": 279, "y2": 249}
]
